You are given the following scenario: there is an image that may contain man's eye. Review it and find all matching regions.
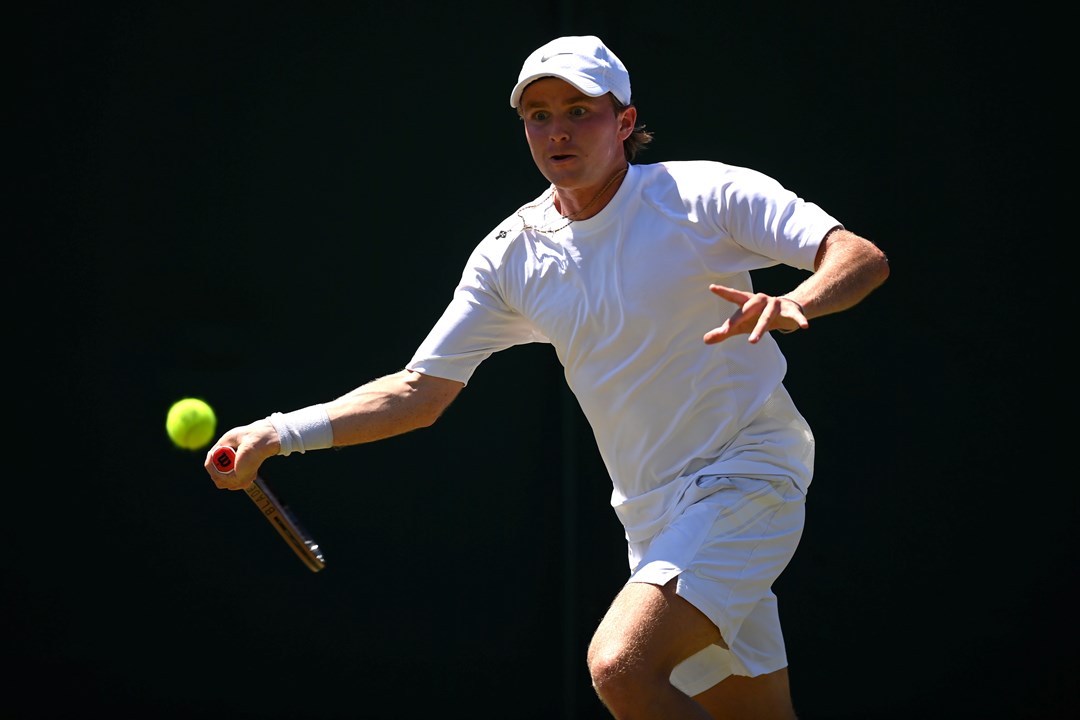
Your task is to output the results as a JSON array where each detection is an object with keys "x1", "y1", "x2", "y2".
[
  {"x1": 570, "y1": 107, "x2": 587, "y2": 117},
  {"x1": 532, "y1": 111, "x2": 550, "y2": 121}
]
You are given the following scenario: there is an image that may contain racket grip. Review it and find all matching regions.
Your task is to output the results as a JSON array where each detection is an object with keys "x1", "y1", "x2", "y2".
[{"x1": 210, "y1": 445, "x2": 239, "y2": 474}]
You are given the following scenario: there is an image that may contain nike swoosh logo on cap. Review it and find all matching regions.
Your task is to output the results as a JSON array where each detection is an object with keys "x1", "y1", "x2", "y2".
[{"x1": 541, "y1": 52, "x2": 574, "y2": 62}]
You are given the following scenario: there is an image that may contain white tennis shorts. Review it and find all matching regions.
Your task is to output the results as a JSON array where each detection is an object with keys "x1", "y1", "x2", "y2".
[{"x1": 626, "y1": 473, "x2": 806, "y2": 696}]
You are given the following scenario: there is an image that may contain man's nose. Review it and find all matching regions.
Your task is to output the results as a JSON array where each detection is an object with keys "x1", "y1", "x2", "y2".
[{"x1": 548, "y1": 119, "x2": 570, "y2": 142}]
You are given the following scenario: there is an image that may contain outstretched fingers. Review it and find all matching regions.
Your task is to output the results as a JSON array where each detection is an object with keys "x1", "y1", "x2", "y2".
[{"x1": 704, "y1": 284, "x2": 803, "y2": 344}]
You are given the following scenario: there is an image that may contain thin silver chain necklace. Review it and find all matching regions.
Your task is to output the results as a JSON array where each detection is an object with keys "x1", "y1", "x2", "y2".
[{"x1": 516, "y1": 166, "x2": 628, "y2": 235}]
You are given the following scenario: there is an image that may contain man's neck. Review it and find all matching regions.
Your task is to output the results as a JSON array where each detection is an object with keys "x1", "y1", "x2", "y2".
[{"x1": 554, "y1": 164, "x2": 629, "y2": 221}]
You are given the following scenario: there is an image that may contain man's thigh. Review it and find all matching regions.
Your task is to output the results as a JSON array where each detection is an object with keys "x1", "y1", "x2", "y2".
[{"x1": 590, "y1": 579, "x2": 723, "y2": 675}]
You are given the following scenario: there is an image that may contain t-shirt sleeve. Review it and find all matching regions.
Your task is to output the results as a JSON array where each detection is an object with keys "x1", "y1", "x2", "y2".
[
  {"x1": 714, "y1": 165, "x2": 841, "y2": 271},
  {"x1": 406, "y1": 247, "x2": 543, "y2": 385}
]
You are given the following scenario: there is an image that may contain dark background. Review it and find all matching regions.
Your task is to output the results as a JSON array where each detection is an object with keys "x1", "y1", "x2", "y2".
[{"x1": 13, "y1": 2, "x2": 1070, "y2": 718}]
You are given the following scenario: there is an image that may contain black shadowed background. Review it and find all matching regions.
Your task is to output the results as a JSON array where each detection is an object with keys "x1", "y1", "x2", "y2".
[{"x1": 12, "y1": 2, "x2": 1070, "y2": 718}]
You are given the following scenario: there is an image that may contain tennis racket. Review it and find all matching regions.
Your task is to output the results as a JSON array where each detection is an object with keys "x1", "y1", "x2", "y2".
[{"x1": 210, "y1": 445, "x2": 325, "y2": 572}]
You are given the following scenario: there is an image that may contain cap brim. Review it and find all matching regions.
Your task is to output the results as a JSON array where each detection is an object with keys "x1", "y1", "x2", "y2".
[{"x1": 510, "y1": 71, "x2": 608, "y2": 108}]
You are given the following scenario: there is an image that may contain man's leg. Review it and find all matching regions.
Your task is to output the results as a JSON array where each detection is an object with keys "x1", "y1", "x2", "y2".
[
  {"x1": 588, "y1": 579, "x2": 720, "y2": 719},
  {"x1": 597, "y1": 474, "x2": 806, "y2": 718},
  {"x1": 587, "y1": 579, "x2": 797, "y2": 720}
]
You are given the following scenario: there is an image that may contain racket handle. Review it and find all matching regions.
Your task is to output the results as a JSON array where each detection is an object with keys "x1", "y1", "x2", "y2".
[{"x1": 210, "y1": 446, "x2": 325, "y2": 572}]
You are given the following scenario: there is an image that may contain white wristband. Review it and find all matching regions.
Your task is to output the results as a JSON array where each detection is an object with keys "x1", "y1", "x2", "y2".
[{"x1": 268, "y1": 405, "x2": 334, "y2": 456}]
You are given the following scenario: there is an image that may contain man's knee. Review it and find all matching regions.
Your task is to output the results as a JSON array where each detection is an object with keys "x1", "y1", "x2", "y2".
[
  {"x1": 587, "y1": 632, "x2": 631, "y2": 693},
  {"x1": 587, "y1": 629, "x2": 665, "y2": 705}
]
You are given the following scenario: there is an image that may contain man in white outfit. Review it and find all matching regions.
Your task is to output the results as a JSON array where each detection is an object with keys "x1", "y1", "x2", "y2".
[{"x1": 207, "y1": 35, "x2": 889, "y2": 719}]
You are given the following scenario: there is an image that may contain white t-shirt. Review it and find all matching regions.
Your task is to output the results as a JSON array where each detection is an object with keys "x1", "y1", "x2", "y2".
[{"x1": 407, "y1": 161, "x2": 840, "y2": 544}]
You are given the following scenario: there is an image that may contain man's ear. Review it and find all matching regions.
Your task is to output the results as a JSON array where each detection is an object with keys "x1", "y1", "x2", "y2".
[{"x1": 618, "y1": 105, "x2": 637, "y2": 141}]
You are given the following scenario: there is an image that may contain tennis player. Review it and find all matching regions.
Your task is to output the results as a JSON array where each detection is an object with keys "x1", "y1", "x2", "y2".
[{"x1": 207, "y1": 35, "x2": 889, "y2": 719}]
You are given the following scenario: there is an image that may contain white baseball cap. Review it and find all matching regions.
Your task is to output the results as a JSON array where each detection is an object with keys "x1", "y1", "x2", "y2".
[{"x1": 510, "y1": 35, "x2": 631, "y2": 109}]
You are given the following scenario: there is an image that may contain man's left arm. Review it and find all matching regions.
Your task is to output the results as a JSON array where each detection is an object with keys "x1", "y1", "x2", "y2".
[{"x1": 704, "y1": 228, "x2": 890, "y2": 344}]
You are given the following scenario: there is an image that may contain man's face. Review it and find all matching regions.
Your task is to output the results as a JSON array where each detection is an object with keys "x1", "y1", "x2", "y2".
[{"x1": 518, "y1": 77, "x2": 634, "y2": 192}]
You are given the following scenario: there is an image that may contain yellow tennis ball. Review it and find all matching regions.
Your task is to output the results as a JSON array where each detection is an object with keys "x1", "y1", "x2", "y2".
[{"x1": 166, "y1": 397, "x2": 217, "y2": 450}]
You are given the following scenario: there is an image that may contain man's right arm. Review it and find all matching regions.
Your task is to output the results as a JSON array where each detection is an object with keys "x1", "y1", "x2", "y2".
[
  {"x1": 205, "y1": 370, "x2": 464, "y2": 489},
  {"x1": 323, "y1": 369, "x2": 464, "y2": 446}
]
